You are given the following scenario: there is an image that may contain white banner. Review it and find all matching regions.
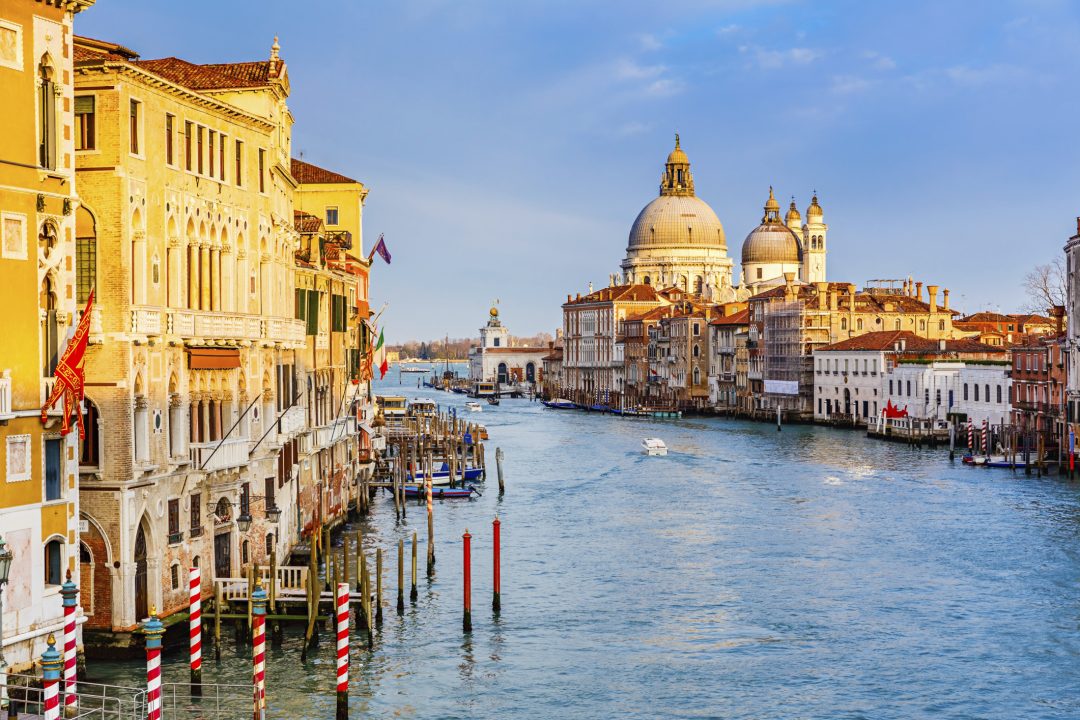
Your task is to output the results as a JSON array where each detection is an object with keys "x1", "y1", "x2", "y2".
[{"x1": 764, "y1": 379, "x2": 799, "y2": 395}]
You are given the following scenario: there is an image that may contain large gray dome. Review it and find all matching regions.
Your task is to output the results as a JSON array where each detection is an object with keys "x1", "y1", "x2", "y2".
[
  {"x1": 627, "y1": 195, "x2": 727, "y2": 251},
  {"x1": 741, "y1": 223, "x2": 802, "y2": 264}
]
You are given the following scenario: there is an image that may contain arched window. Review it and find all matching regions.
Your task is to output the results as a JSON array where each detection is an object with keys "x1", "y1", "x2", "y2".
[
  {"x1": 974, "y1": 384, "x2": 980, "y2": 402},
  {"x1": 963, "y1": 383, "x2": 968, "y2": 401},
  {"x1": 80, "y1": 399, "x2": 101, "y2": 467},
  {"x1": 192, "y1": 555, "x2": 200, "y2": 569},
  {"x1": 996, "y1": 385, "x2": 1002, "y2": 403},
  {"x1": 642, "y1": 275, "x2": 651, "y2": 285},
  {"x1": 242, "y1": 539, "x2": 250, "y2": 565},
  {"x1": 894, "y1": 319, "x2": 901, "y2": 330},
  {"x1": 76, "y1": 206, "x2": 97, "y2": 304},
  {"x1": 265, "y1": 533, "x2": 274, "y2": 556},
  {"x1": 841, "y1": 318, "x2": 848, "y2": 331},
  {"x1": 692, "y1": 345, "x2": 700, "y2": 358},
  {"x1": 693, "y1": 367, "x2": 700, "y2": 385},
  {"x1": 985, "y1": 384, "x2": 990, "y2": 403},
  {"x1": 45, "y1": 538, "x2": 63, "y2": 585},
  {"x1": 39, "y1": 56, "x2": 57, "y2": 169},
  {"x1": 41, "y1": 275, "x2": 59, "y2": 376}
]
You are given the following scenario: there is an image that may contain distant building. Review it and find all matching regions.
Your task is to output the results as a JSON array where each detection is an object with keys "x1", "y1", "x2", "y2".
[
  {"x1": 954, "y1": 311, "x2": 1057, "y2": 346},
  {"x1": 707, "y1": 308, "x2": 750, "y2": 411},
  {"x1": 1010, "y1": 334, "x2": 1066, "y2": 444},
  {"x1": 468, "y1": 306, "x2": 547, "y2": 386}
]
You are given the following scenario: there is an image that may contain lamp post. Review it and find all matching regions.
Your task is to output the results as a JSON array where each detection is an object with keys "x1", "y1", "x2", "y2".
[{"x1": 0, "y1": 535, "x2": 12, "y2": 713}]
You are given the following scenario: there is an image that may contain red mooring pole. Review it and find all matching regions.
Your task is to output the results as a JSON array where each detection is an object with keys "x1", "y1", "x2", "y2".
[
  {"x1": 463, "y1": 529, "x2": 472, "y2": 633},
  {"x1": 492, "y1": 517, "x2": 501, "y2": 614}
]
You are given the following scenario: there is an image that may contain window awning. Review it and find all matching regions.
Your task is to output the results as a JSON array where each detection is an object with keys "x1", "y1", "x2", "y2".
[{"x1": 188, "y1": 347, "x2": 241, "y2": 370}]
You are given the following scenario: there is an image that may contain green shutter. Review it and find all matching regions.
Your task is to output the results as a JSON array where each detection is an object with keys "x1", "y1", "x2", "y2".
[
  {"x1": 307, "y1": 291, "x2": 319, "y2": 335},
  {"x1": 295, "y1": 288, "x2": 306, "y2": 321}
]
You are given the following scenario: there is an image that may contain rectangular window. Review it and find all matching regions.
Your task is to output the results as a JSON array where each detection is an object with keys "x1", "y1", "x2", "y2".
[
  {"x1": 240, "y1": 482, "x2": 251, "y2": 516},
  {"x1": 264, "y1": 476, "x2": 276, "y2": 512},
  {"x1": 76, "y1": 234, "x2": 96, "y2": 305},
  {"x1": 235, "y1": 140, "x2": 243, "y2": 186},
  {"x1": 129, "y1": 99, "x2": 141, "y2": 155},
  {"x1": 326, "y1": 207, "x2": 339, "y2": 226},
  {"x1": 295, "y1": 288, "x2": 307, "y2": 322},
  {"x1": 219, "y1": 134, "x2": 226, "y2": 181},
  {"x1": 197, "y1": 126, "x2": 204, "y2": 174},
  {"x1": 75, "y1": 96, "x2": 95, "y2": 151},
  {"x1": 185, "y1": 121, "x2": 193, "y2": 170},
  {"x1": 190, "y1": 492, "x2": 202, "y2": 537},
  {"x1": 168, "y1": 498, "x2": 181, "y2": 542},
  {"x1": 306, "y1": 290, "x2": 319, "y2": 335},
  {"x1": 258, "y1": 149, "x2": 266, "y2": 193},
  {"x1": 208, "y1": 130, "x2": 216, "y2": 176},
  {"x1": 165, "y1": 113, "x2": 175, "y2": 165},
  {"x1": 45, "y1": 541, "x2": 62, "y2": 586},
  {"x1": 44, "y1": 437, "x2": 62, "y2": 501},
  {"x1": 964, "y1": 383, "x2": 968, "y2": 401},
  {"x1": 331, "y1": 294, "x2": 346, "y2": 332}
]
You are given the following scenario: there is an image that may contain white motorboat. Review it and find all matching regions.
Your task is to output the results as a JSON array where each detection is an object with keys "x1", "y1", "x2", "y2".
[
  {"x1": 642, "y1": 438, "x2": 667, "y2": 456},
  {"x1": 465, "y1": 401, "x2": 483, "y2": 412}
]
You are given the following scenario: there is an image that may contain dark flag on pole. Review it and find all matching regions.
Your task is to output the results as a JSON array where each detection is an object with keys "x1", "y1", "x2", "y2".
[{"x1": 368, "y1": 234, "x2": 391, "y2": 264}]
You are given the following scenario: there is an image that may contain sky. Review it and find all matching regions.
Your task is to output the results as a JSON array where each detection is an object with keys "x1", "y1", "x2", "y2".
[{"x1": 78, "y1": 0, "x2": 1080, "y2": 342}]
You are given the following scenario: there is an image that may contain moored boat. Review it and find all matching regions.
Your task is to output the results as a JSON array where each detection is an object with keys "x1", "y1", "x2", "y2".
[
  {"x1": 542, "y1": 398, "x2": 576, "y2": 409},
  {"x1": 403, "y1": 484, "x2": 479, "y2": 499}
]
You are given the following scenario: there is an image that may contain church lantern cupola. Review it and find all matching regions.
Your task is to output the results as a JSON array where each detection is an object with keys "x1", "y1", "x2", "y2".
[{"x1": 660, "y1": 134, "x2": 695, "y2": 197}]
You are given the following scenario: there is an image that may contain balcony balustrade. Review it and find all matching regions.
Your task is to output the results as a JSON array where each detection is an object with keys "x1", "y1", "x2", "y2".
[
  {"x1": 165, "y1": 309, "x2": 305, "y2": 345},
  {"x1": 190, "y1": 437, "x2": 249, "y2": 473},
  {"x1": 131, "y1": 308, "x2": 163, "y2": 336},
  {"x1": 276, "y1": 405, "x2": 306, "y2": 438}
]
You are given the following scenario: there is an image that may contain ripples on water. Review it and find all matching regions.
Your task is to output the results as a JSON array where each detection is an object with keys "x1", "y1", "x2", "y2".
[{"x1": 90, "y1": 369, "x2": 1080, "y2": 719}]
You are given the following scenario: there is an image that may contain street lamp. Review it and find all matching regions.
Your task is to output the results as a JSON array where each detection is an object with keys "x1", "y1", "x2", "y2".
[{"x1": 0, "y1": 535, "x2": 12, "y2": 710}]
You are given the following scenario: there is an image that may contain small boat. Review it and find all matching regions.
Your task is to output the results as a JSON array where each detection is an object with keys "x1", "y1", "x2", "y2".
[
  {"x1": 403, "y1": 484, "x2": 480, "y2": 499},
  {"x1": 642, "y1": 438, "x2": 667, "y2": 456},
  {"x1": 408, "y1": 399, "x2": 438, "y2": 418},
  {"x1": 476, "y1": 424, "x2": 489, "y2": 440},
  {"x1": 451, "y1": 387, "x2": 467, "y2": 394},
  {"x1": 542, "y1": 398, "x2": 576, "y2": 409},
  {"x1": 589, "y1": 403, "x2": 611, "y2": 413},
  {"x1": 487, "y1": 395, "x2": 500, "y2": 406},
  {"x1": 465, "y1": 401, "x2": 483, "y2": 412}
]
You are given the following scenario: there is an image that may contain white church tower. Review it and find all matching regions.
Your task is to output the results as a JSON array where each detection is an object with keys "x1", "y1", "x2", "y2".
[
  {"x1": 802, "y1": 193, "x2": 828, "y2": 283},
  {"x1": 480, "y1": 305, "x2": 509, "y2": 348}
]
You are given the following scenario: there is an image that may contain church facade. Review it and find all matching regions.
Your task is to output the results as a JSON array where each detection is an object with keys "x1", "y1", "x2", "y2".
[{"x1": 468, "y1": 306, "x2": 548, "y2": 387}]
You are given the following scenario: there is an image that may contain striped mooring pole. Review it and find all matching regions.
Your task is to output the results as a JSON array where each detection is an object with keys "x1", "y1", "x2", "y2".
[
  {"x1": 335, "y1": 582, "x2": 350, "y2": 720},
  {"x1": 492, "y1": 517, "x2": 501, "y2": 614},
  {"x1": 40, "y1": 634, "x2": 62, "y2": 720},
  {"x1": 143, "y1": 608, "x2": 165, "y2": 720},
  {"x1": 60, "y1": 571, "x2": 78, "y2": 716},
  {"x1": 189, "y1": 567, "x2": 202, "y2": 695},
  {"x1": 462, "y1": 529, "x2": 472, "y2": 633},
  {"x1": 252, "y1": 580, "x2": 268, "y2": 720}
]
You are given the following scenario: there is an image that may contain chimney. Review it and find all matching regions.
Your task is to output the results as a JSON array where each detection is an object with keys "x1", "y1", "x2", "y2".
[
  {"x1": 915, "y1": 282, "x2": 923, "y2": 302},
  {"x1": 816, "y1": 282, "x2": 828, "y2": 310},
  {"x1": 1076, "y1": 216, "x2": 1080, "y2": 236},
  {"x1": 567, "y1": 294, "x2": 572, "y2": 303},
  {"x1": 1051, "y1": 304, "x2": 1066, "y2": 335},
  {"x1": 927, "y1": 285, "x2": 939, "y2": 314},
  {"x1": 847, "y1": 283, "x2": 857, "y2": 310},
  {"x1": 943, "y1": 288, "x2": 950, "y2": 311},
  {"x1": 576, "y1": 293, "x2": 581, "y2": 301},
  {"x1": 588, "y1": 282, "x2": 593, "y2": 293},
  {"x1": 829, "y1": 287, "x2": 838, "y2": 312}
]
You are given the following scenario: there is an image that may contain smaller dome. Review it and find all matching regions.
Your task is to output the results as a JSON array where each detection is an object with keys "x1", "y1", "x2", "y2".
[
  {"x1": 807, "y1": 193, "x2": 823, "y2": 219},
  {"x1": 784, "y1": 199, "x2": 801, "y2": 225},
  {"x1": 742, "y1": 224, "x2": 802, "y2": 264}
]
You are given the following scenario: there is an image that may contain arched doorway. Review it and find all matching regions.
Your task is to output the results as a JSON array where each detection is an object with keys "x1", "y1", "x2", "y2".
[
  {"x1": 525, "y1": 362, "x2": 535, "y2": 383},
  {"x1": 497, "y1": 363, "x2": 509, "y2": 384},
  {"x1": 213, "y1": 498, "x2": 233, "y2": 579},
  {"x1": 134, "y1": 521, "x2": 148, "y2": 621}
]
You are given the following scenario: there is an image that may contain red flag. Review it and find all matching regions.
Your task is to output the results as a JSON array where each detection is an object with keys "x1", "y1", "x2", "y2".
[
  {"x1": 42, "y1": 289, "x2": 94, "y2": 438},
  {"x1": 379, "y1": 356, "x2": 389, "y2": 379}
]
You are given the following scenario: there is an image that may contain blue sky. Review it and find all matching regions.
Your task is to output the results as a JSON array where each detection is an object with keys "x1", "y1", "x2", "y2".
[{"x1": 79, "y1": 0, "x2": 1080, "y2": 341}]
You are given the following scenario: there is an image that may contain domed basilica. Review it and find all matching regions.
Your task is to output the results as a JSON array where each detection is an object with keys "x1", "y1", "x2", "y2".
[{"x1": 616, "y1": 137, "x2": 828, "y2": 300}]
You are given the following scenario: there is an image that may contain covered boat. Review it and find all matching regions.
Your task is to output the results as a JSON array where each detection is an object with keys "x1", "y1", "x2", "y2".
[
  {"x1": 542, "y1": 398, "x2": 576, "y2": 409},
  {"x1": 642, "y1": 438, "x2": 668, "y2": 456}
]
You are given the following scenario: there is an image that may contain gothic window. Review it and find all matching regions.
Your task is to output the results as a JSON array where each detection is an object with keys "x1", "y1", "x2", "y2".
[
  {"x1": 44, "y1": 539, "x2": 63, "y2": 586},
  {"x1": 75, "y1": 95, "x2": 95, "y2": 151}
]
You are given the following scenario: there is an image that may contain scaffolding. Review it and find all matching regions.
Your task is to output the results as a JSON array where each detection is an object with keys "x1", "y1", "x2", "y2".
[{"x1": 763, "y1": 300, "x2": 812, "y2": 414}]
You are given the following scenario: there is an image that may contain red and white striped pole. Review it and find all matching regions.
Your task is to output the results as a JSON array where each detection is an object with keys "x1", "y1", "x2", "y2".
[
  {"x1": 335, "y1": 581, "x2": 349, "y2": 720},
  {"x1": 982, "y1": 419, "x2": 989, "y2": 455},
  {"x1": 492, "y1": 517, "x2": 501, "y2": 614},
  {"x1": 462, "y1": 529, "x2": 472, "y2": 633},
  {"x1": 40, "y1": 634, "x2": 62, "y2": 720},
  {"x1": 251, "y1": 581, "x2": 267, "y2": 720},
  {"x1": 967, "y1": 420, "x2": 973, "y2": 451},
  {"x1": 60, "y1": 571, "x2": 78, "y2": 716},
  {"x1": 189, "y1": 567, "x2": 202, "y2": 695},
  {"x1": 142, "y1": 608, "x2": 165, "y2": 720}
]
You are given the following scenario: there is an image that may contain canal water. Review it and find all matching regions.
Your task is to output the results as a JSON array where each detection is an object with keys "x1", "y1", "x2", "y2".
[{"x1": 90, "y1": 367, "x2": 1080, "y2": 719}]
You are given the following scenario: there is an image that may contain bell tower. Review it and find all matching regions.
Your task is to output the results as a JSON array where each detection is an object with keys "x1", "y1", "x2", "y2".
[
  {"x1": 803, "y1": 193, "x2": 827, "y2": 283},
  {"x1": 480, "y1": 303, "x2": 509, "y2": 349}
]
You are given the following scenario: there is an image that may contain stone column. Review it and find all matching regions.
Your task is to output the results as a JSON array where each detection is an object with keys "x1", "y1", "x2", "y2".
[
  {"x1": 200, "y1": 244, "x2": 211, "y2": 311},
  {"x1": 210, "y1": 246, "x2": 221, "y2": 311},
  {"x1": 260, "y1": 253, "x2": 272, "y2": 316},
  {"x1": 167, "y1": 237, "x2": 181, "y2": 308},
  {"x1": 222, "y1": 245, "x2": 235, "y2": 312},
  {"x1": 188, "y1": 244, "x2": 199, "y2": 310}
]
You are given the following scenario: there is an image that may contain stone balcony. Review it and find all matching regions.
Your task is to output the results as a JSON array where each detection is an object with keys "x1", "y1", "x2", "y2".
[
  {"x1": 124, "y1": 306, "x2": 306, "y2": 347},
  {"x1": 190, "y1": 438, "x2": 250, "y2": 473},
  {"x1": 277, "y1": 405, "x2": 306, "y2": 438}
]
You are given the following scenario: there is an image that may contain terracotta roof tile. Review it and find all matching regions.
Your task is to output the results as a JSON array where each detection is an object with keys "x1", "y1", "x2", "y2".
[
  {"x1": 291, "y1": 158, "x2": 360, "y2": 185},
  {"x1": 710, "y1": 309, "x2": 750, "y2": 326},
  {"x1": 817, "y1": 330, "x2": 1001, "y2": 354},
  {"x1": 135, "y1": 57, "x2": 274, "y2": 90},
  {"x1": 73, "y1": 36, "x2": 139, "y2": 62},
  {"x1": 294, "y1": 210, "x2": 322, "y2": 234}
]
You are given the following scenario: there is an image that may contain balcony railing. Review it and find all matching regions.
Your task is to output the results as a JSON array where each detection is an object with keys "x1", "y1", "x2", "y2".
[
  {"x1": 277, "y1": 405, "x2": 306, "y2": 437},
  {"x1": 131, "y1": 308, "x2": 163, "y2": 336},
  {"x1": 167, "y1": 310, "x2": 305, "y2": 345},
  {"x1": 190, "y1": 438, "x2": 249, "y2": 472}
]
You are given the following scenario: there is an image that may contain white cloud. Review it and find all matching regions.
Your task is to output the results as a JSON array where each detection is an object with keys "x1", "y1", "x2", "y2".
[
  {"x1": 944, "y1": 63, "x2": 1023, "y2": 86},
  {"x1": 830, "y1": 74, "x2": 874, "y2": 95},
  {"x1": 742, "y1": 45, "x2": 823, "y2": 69},
  {"x1": 716, "y1": 24, "x2": 741, "y2": 36},
  {"x1": 614, "y1": 58, "x2": 667, "y2": 81},
  {"x1": 637, "y1": 33, "x2": 663, "y2": 51},
  {"x1": 864, "y1": 51, "x2": 896, "y2": 70}
]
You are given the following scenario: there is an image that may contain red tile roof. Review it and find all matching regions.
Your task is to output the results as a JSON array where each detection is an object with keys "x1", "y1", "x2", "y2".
[
  {"x1": 958, "y1": 311, "x2": 1013, "y2": 323},
  {"x1": 710, "y1": 308, "x2": 750, "y2": 326},
  {"x1": 564, "y1": 284, "x2": 664, "y2": 305},
  {"x1": 290, "y1": 158, "x2": 360, "y2": 185},
  {"x1": 817, "y1": 330, "x2": 1000, "y2": 354},
  {"x1": 134, "y1": 57, "x2": 275, "y2": 90},
  {"x1": 294, "y1": 210, "x2": 322, "y2": 234},
  {"x1": 73, "y1": 36, "x2": 139, "y2": 62}
]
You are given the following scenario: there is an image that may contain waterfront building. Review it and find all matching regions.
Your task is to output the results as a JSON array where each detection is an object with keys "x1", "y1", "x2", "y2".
[
  {"x1": 749, "y1": 278, "x2": 960, "y2": 419},
  {"x1": 1010, "y1": 334, "x2": 1066, "y2": 444},
  {"x1": 72, "y1": 36, "x2": 306, "y2": 634},
  {"x1": 619, "y1": 306, "x2": 670, "y2": 408},
  {"x1": 0, "y1": 0, "x2": 95, "y2": 674},
  {"x1": 707, "y1": 308, "x2": 750, "y2": 411},
  {"x1": 954, "y1": 311, "x2": 1057, "y2": 346},
  {"x1": 1065, "y1": 218, "x2": 1080, "y2": 427},
  {"x1": 655, "y1": 303, "x2": 712, "y2": 409},
  {"x1": 540, "y1": 342, "x2": 563, "y2": 399},
  {"x1": 468, "y1": 306, "x2": 547, "y2": 387},
  {"x1": 561, "y1": 284, "x2": 670, "y2": 406},
  {"x1": 291, "y1": 183, "x2": 373, "y2": 539},
  {"x1": 876, "y1": 338, "x2": 1009, "y2": 427}
]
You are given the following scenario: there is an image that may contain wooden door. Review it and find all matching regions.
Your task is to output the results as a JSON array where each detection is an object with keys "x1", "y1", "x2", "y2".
[
  {"x1": 214, "y1": 531, "x2": 231, "y2": 579},
  {"x1": 134, "y1": 524, "x2": 148, "y2": 621}
]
